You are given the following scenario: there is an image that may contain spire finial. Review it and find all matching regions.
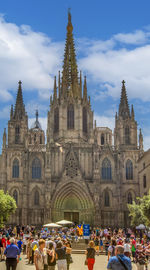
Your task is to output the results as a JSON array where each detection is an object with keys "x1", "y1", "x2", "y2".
[
  {"x1": 67, "y1": 8, "x2": 73, "y2": 33},
  {"x1": 122, "y1": 80, "x2": 125, "y2": 86},
  {"x1": 36, "y1": 110, "x2": 38, "y2": 122}
]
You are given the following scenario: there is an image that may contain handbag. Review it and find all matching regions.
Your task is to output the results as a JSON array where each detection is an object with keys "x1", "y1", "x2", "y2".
[{"x1": 84, "y1": 259, "x2": 88, "y2": 266}]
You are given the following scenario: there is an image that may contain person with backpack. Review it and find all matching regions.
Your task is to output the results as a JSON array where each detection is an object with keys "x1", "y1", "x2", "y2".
[
  {"x1": 108, "y1": 239, "x2": 117, "y2": 261},
  {"x1": 107, "y1": 245, "x2": 132, "y2": 270}
]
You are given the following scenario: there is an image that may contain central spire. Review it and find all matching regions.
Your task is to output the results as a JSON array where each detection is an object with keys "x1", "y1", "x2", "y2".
[{"x1": 62, "y1": 9, "x2": 79, "y2": 98}]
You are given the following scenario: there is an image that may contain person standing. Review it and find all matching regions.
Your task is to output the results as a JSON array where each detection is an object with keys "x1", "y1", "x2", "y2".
[
  {"x1": 135, "y1": 244, "x2": 146, "y2": 270},
  {"x1": 65, "y1": 241, "x2": 72, "y2": 270},
  {"x1": 85, "y1": 240, "x2": 96, "y2": 270},
  {"x1": 17, "y1": 238, "x2": 23, "y2": 254},
  {"x1": 108, "y1": 239, "x2": 117, "y2": 261},
  {"x1": 32, "y1": 236, "x2": 39, "y2": 264},
  {"x1": 107, "y1": 245, "x2": 132, "y2": 270},
  {"x1": 4, "y1": 238, "x2": 20, "y2": 270},
  {"x1": 34, "y1": 239, "x2": 47, "y2": 270},
  {"x1": 55, "y1": 241, "x2": 67, "y2": 270},
  {"x1": 47, "y1": 242, "x2": 56, "y2": 270}
]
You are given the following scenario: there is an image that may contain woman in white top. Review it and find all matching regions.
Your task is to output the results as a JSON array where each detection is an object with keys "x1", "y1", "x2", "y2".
[{"x1": 34, "y1": 239, "x2": 48, "y2": 270}]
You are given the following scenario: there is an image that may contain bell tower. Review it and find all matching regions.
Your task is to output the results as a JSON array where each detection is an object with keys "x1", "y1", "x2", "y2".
[
  {"x1": 8, "y1": 81, "x2": 28, "y2": 148},
  {"x1": 47, "y1": 10, "x2": 94, "y2": 144},
  {"x1": 114, "y1": 80, "x2": 138, "y2": 150}
]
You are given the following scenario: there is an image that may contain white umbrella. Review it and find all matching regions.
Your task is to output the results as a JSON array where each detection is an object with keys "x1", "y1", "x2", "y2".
[
  {"x1": 136, "y1": 224, "x2": 146, "y2": 230},
  {"x1": 56, "y1": 220, "x2": 73, "y2": 225},
  {"x1": 43, "y1": 223, "x2": 62, "y2": 228}
]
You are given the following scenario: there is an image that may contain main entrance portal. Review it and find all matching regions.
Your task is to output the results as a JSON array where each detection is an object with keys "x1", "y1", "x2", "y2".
[
  {"x1": 51, "y1": 181, "x2": 95, "y2": 225},
  {"x1": 64, "y1": 212, "x2": 79, "y2": 224}
]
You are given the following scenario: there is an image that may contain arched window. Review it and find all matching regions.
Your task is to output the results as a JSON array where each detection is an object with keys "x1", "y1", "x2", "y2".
[
  {"x1": 126, "y1": 159, "x2": 133, "y2": 180},
  {"x1": 32, "y1": 158, "x2": 41, "y2": 179},
  {"x1": 101, "y1": 134, "x2": 105, "y2": 145},
  {"x1": 34, "y1": 134, "x2": 36, "y2": 143},
  {"x1": 128, "y1": 192, "x2": 133, "y2": 204},
  {"x1": 83, "y1": 107, "x2": 87, "y2": 133},
  {"x1": 125, "y1": 126, "x2": 130, "y2": 144},
  {"x1": 34, "y1": 190, "x2": 39, "y2": 206},
  {"x1": 143, "y1": 175, "x2": 146, "y2": 188},
  {"x1": 15, "y1": 125, "x2": 20, "y2": 144},
  {"x1": 12, "y1": 159, "x2": 19, "y2": 178},
  {"x1": 54, "y1": 107, "x2": 59, "y2": 133},
  {"x1": 40, "y1": 135, "x2": 42, "y2": 144},
  {"x1": 102, "y1": 158, "x2": 112, "y2": 180},
  {"x1": 67, "y1": 104, "x2": 74, "y2": 129},
  {"x1": 13, "y1": 190, "x2": 18, "y2": 205},
  {"x1": 105, "y1": 191, "x2": 110, "y2": 207}
]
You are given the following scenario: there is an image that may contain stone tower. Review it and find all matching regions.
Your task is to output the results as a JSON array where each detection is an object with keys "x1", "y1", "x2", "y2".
[
  {"x1": 8, "y1": 81, "x2": 28, "y2": 147},
  {"x1": 47, "y1": 10, "x2": 94, "y2": 145},
  {"x1": 114, "y1": 80, "x2": 137, "y2": 150}
]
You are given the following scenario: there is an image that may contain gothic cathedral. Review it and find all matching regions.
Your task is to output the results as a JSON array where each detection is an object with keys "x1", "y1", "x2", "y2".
[{"x1": 0, "y1": 11, "x2": 144, "y2": 227}]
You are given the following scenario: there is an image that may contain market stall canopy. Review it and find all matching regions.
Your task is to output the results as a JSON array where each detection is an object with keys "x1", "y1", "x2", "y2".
[
  {"x1": 56, "y1": 220, "x2": 73, "y2": 225},
  {"x1": 43, "y1": 223, "x2": 62, "y2": 228},
  {"x1": 136, "y1": 224, "x2": 146, "y2": 230}
]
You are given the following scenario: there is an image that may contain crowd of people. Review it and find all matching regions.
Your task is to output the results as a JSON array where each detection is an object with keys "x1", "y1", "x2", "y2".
[{"x1": 0, "y1": 225, "x2": 150, "y2": 270}]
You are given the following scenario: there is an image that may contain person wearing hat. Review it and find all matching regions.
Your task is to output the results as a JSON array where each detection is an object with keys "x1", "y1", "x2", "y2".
[{"x1": 4, "y1": 238, "x2": 20, "y2": 270}]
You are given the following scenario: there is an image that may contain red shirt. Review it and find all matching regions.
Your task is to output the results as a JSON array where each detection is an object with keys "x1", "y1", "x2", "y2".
[
  {"x1": 6, "y1": 240, "x2": 10, "y2": 246},
  {"x1": 2, "y1": 238, "x2": 6, "y2": 247}
]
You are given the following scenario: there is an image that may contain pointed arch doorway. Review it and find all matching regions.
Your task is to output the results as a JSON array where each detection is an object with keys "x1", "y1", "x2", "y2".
[{"x1": 51, "y1": 181, "x2": 95, "y2": 225}]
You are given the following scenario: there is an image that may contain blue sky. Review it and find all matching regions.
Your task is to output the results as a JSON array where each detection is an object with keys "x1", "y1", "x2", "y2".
[{"x1": 0, "y1": 0, "x2": 150, "y2": 150}]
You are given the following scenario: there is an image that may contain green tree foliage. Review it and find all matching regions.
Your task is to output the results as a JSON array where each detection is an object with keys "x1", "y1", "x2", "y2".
[
  {"x1": 0, "y1": 190, "x2": 17, "y2": 227},
  {"x1": 128, "y1": 190, "x2": 150, "y2": 227}
]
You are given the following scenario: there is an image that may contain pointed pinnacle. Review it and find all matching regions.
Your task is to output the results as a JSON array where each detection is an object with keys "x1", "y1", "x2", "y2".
[
  {"x1": 131, "y1": 104, "x2": 135, "y2": 119},
  {"x1": 83, "y1": 76, "x2": 87, "y2": 100},
  {"x1": 119, "y1": 80, "x2": 130, "y2": 119},
  {"x1": 53, "y1": 76, "x2": 57, "y2": 100}
]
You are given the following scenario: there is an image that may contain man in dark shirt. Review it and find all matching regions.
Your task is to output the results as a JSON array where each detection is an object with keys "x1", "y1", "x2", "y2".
[{"x1": 4, "y1": 238, "x2": 20, "y2": 270}]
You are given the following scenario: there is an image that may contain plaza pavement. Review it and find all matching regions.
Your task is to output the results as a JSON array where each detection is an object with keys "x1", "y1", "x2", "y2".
[{"x1": 0, "y1": 254, "x2": 143, "y2": 270}]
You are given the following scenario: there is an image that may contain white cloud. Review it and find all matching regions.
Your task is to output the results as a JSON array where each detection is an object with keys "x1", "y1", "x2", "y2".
[
  {"x1": 95, "y1": 114, "x2": 115, "y2": 131},
  {"x1": 0, "y1": 16, "x2": 63, "y2": 102},
  {"x1": 79, "y1": 28, "x2": 150, "y2": 102},
  {"x1": 114, "y1": 30, "x2": 150, "y2": 45}
]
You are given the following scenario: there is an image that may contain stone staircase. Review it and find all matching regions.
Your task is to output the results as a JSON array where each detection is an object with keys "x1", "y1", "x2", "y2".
[{"x1": 71, "y1": 239, "x2": 105, "y2": 255}]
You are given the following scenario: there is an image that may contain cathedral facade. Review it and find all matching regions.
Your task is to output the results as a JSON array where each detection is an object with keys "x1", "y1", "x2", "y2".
[{"x1": 0, "y1": 12, "x2": 146, "y2": 227}]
